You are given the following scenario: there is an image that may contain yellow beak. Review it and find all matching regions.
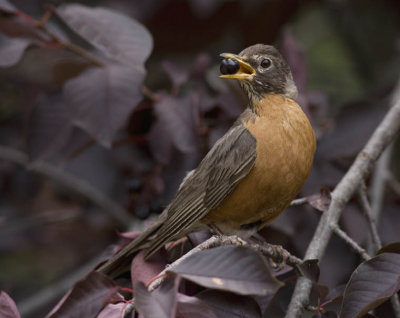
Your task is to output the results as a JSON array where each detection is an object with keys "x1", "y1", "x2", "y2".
[{"x1": 219, "y1": 53, "x2": 256, "y2": 79}]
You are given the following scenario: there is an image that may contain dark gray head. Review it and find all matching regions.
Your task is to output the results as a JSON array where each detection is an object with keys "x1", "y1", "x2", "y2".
[{"x1": 220, "y1": 44, "x2": 297, "y2": 101}]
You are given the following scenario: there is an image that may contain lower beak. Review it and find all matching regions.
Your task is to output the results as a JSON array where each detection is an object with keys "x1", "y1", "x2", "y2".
[{"x1": 219, "y1": 53, "x2": 255, "y2": 79}]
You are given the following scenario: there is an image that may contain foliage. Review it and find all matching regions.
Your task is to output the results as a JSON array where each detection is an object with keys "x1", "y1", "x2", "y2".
[{"x1": 0, "y1": 0, "x2": 399, "y2": 317}]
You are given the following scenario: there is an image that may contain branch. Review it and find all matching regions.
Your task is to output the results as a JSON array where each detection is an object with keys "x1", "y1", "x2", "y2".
[
  {"x1": 0, "y1": 145, "x2": 132, "y2": 226},
  {"x1": 286, "y1": 81, "x2": 400, "y2": 318},
  {"x1": 147, "y1": 235, "x2": 302, "y2": 292},
  {"x1": 331, "y1": 224, "x2": 370, "y2": 261},
  {"x1": 358, "y1": 184, "x2": 382, "y2": 252}
]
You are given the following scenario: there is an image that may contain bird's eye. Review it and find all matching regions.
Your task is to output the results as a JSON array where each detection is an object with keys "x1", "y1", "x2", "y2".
[{"x1": 260, "y1": 59, "x2": 272, "y2": 68}]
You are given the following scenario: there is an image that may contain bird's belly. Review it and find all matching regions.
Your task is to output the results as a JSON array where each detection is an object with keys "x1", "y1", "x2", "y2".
[{"x1": 201, "y1": 113, "x2": 315, "y2": 231}]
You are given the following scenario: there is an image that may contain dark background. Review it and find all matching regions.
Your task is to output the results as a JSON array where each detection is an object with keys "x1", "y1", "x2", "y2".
[{"x1": 0, "y1": 0, "x2": 399, "y2": 317}]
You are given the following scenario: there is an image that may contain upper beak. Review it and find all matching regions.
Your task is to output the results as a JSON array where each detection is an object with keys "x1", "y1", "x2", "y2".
[{"x1": 219, "y1": 53, "x2": 256, "y2": 79}]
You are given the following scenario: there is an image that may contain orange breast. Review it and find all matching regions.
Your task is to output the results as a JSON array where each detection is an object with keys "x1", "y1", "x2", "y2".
[{"x1": 201, "y1": 94, "x2": 316, "y2": 230}]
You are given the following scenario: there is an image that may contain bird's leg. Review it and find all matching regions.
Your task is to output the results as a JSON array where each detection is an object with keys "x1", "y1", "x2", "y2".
[{"x1": 209, "y1": 224, "x2": 224, "y2": 236}]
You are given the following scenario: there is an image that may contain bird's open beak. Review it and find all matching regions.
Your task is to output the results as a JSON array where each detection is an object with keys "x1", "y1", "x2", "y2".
[{"x1": 219, "y1": 53, "x2": 256, "y2": 79}]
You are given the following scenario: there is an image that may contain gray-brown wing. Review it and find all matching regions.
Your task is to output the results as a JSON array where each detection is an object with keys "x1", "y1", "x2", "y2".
[{"x1": 144, "y1": 122, "x2": 257, "y2": 257}]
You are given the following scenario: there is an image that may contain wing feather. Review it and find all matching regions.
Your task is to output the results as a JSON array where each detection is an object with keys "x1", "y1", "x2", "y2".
[{"x1": 144, "y1": 120, "x2": 257, "y2": 257}]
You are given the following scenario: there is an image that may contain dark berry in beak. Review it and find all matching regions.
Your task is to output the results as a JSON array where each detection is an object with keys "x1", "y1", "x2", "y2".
[{"x1": 220, "y1": 58, "x2": 240, "y2": 75}]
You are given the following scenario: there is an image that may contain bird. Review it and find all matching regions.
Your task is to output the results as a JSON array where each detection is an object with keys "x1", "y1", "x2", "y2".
[{"x1": 97, "y1": 44, "x2": 316, "y2": 277}]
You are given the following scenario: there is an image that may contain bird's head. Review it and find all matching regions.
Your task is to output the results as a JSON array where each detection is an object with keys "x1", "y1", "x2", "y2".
[{"x1": 220, "y1": 44, "x2": 297, "y2": 101}]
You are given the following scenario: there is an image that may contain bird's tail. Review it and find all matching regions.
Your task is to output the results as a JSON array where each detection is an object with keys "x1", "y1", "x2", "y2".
[{"x1": 96, "y1": 219, "x2": 163, "y2": 278}]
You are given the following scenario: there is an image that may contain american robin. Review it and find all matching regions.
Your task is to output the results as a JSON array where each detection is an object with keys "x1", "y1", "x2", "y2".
[{"x1": 98, "y1": 44, "x2": 316, "y2": 277}]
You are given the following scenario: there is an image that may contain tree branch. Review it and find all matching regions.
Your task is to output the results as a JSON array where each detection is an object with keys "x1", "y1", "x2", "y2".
[
  {"x1": 0, "y1": 145, "x2": 132, "y2": 226},
  {"x1": 286, "y1": 81, "x2": 400, "y2": 318}
]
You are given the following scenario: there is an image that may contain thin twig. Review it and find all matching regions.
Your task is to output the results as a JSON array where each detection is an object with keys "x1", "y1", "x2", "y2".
[
  {"x1": 286, "y1": 81, "x2": 400, "y2": 318},
  {"x1": 32, "y1": 7, "x2": 105, "y2": 67},
  {"x1": 331, "y1": 224, "x2": 370, "y2": 261},
  {"x1": 358, "y1": 184, "x2": 382, "y2": 252},
  {"x1": 147, "y1": 235, "x2": 301, "y2": 292},
  {"x1": 0, "y1": 145, "x2": 132, "y2": 226},
  {"x1": 370, "y1": 143, "x2": 393, "y2": 223},
  {"x1": 290, "y1": 197, "x2": 308, "y2": 206}
]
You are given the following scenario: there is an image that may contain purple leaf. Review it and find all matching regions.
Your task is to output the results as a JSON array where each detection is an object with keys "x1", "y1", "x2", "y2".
[
  {"x1": 0, "y1": 0, "x2": 16, "y2": 13},
  {"x1": 376, "y1": 242, "x2": 400, "y2": 255},
  {"x1": 340, "y1": 253, "x2": 400, "y2": 318},
  {"x1": 135, "y1": 275, "x2": 179, "y2": 318},
  {"x1": 0, "y1": 35, "x2": 36, "y2": 67},
  {"x1": 57, "y1": 4, "x2": 153, "y2": 67},
  {"x1": 63, "y1": 64, "x2": 144, "y2": 147},
  {"x1": 176, "y1": 293, "x2": 217, "y2": 318},
  {"x1": 197, "y1": 290, "x2": 261, "y2": 318},
  {"x1": 97, "y1": 303, "x2": 128, "y2": 318},
  {"x1": 46, "y1": 271, "x2": 118, "y2": 318},
  {"x1": 149, "y1": 94, "x2": 199, "y2": 160},
  {"x1": 131, "y1": 249, "x2": 168, "y2": 285},
  {"x1": 169, "y1": 246, "x2": 283, "y2": 296},
  {"x1": 148, "y1": 119, "x2": 174, "y2": 164},
  {"x1": 162, "y1": 60, "x2": 189, "y2": 90},
  {"x1": 306, "y1": 188, "x2": 331, "y2": 213},
  {"x1": 0, "y1": 291, "x2": 21, "y2": 318},
  {"x1": 27, "y1": 94, "x2": 73, "y2": 161}
]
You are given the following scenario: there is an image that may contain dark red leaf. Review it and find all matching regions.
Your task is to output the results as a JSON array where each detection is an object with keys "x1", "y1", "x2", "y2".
[
  {"x1": 0, "y1": 35, "x2": 36, "y2": 67},
  {"x1": 169, "y1": 246, "x2": 283, "y2": 296},
  {"x1": 46, "y1": 271, "x2": 117, "y2": 318},
  {"x1": 298, "y1": 259, "x2": 320, "y2": 282},
  {"x1": 57, "y1": 4, "x2": 153, "y2": 67},
  {"x1": 340, "y1": 253, "x2": 400, "y2": 318},
  {"x1": 131, "y1": 249, "x2": 168, "y2": 285},
  {"x1": 197, "y1": 290, "x2": 261, "y2": 318},
  {"x1": 176, "y1": 293, "x2": 218, "y2": 318},
  {"x1": 134, "y1": 275, "x2": 179, "y2": 318},
  {"x1": 0, "y1": 291, "x2": 20, "y2": 318},
  {"x1": 63, "y1": 64, "x2": 144, "y2": 147}
]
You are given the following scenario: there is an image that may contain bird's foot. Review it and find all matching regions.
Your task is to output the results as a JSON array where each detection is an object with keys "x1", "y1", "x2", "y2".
[{"x1": 267, "y1": 244, "x2": 290, "y2": 271}]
